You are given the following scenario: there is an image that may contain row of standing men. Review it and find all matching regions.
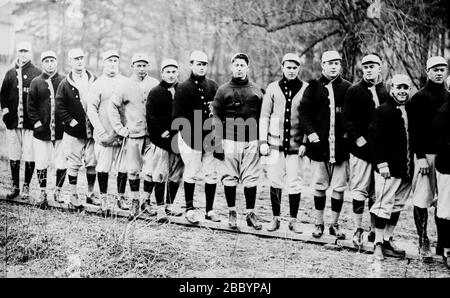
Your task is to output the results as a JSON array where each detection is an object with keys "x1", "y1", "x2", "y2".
[{"x1": 1, "y1": 41, "x2": 450, "y2": 268}]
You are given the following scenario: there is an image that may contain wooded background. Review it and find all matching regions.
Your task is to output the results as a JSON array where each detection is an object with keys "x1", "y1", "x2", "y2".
[{"x1": 11, "y1": 0, "x2": 450, "y2": 88}]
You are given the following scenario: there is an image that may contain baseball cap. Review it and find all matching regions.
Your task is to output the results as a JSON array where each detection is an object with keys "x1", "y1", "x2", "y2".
[
  {"x1": 161, "y1": 59, "x2": 179, "y2": 71},
  {"x1": 321, "y1": 50, "x2": 341, "y2": 63},
  {"x1": 189, "y1": 51, "x2": 208, "y2": 63},
  {"x1": 231, "y1": 52, "x2": 249, "y2": 65},
  {"x1": 41, "y1": 50, "x2": 57, "y2": 62},
  {"x1": 391, "y1": 74, "x2": 411, "y2": 87},
  {"x1": 131, "y1": 53, "x2": 149, "y2": 64},
  {"x1": 68, "y1": 48, "x2": 85, "y2": 59},
  {"x1": 361, "y1": 54, "x2": 381, "y2": 65},
  {"x1": 102, "y1": 50, "x2": 120, "y2": 61},
  {"x1": 426, "y1": 56, "x2": 448, "y2": 70},
  {"x1": 282, "y1": 53, "x2": 301, "y2": 65},
  {"x1": 17, "y1": 41, "x2": 32, "y2": 52}
]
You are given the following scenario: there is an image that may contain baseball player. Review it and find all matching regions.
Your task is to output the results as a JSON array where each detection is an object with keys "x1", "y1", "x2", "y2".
[
  {"x1": 369, "y1": 74, "x2": 414, "y2": 261},
  {"x1": 259, "y1": 53, "x2": 309, "y2": 233},
  {"x1": 27, "y1": 50, "x2": 66, "y2": 206},
  {"x1": 144, "y1": 59, "x2": 184, "y2": 222},
  {"x1": 433, "y1": 90, "x2": 450, "y2": 269},
  {"x1": 344, "y1": 54, "x2": 389, "y2": 246},
  {"x1": 86, "y1": 50, "x2": 129, "y2": 212},
  {"x1": 56, "y1": 48, "x2": 98, "y2": 209},
  {"x1": 1, "y1": 41, "x2": 41, "y2": 200},
  {"x1": 172, "y1": 50, "x2": 220, "y2": 224},
  {"x1": 109, "y1": 53, "x2": 159, "y2": 218},
  {"x1": 212, "y1": 52, "x2": 264, "y2": 230},
  {"x1": 408, "y1": 56, "x2": 448, "y2": 258},
  {"x1": 298, "y1": 50, "x2": 351, "y2": 239}
]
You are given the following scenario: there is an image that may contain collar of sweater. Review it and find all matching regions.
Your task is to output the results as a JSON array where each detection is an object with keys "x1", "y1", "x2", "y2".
[
  {"x1": 319, "y1": 73, "x2": 342, "y2": 85},
  {"x1": 280, "y1": 76, "x2": 302, "y2": 88},
  {"x1": 160, "y1": 80, "x2": 177, "y2": 89},
  {"x1": 190, "y1": 73, "x2": 206, "y2": 83},
  {"x1": 389, "y1": 95, "x2": 408, "y2": 106},
  {"x1": 15, "y1": 59, "x2": 32, "y2": 69},
  {"x1": 362, "y1": 75, "x2": 383, "y2": 87},
  {"x1": 425, "y1": 80, "x2": 446, "y2": 93},
  {"x1": 67, "y1": 69, "x2": 95, "y2": 88},
  {"x1": 230, "y1": 76, "x2": 249, "y2": 86},
  {"x1": 42, "y1": 71, "x2": 58, "y2": 80}
]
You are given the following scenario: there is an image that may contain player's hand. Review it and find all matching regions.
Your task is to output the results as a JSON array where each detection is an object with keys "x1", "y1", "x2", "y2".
[
  {"x1": 161, "y1": 130, "x2": 170, "y2": 139},
  {"x1": 259, "y1": 143, "x2": 269, "y2": 156},
  {"x1": 417, "y1": 158, "x2": 430, "y2": 175},
  {"x1": 298, "y1": 145, "x2": 306, "y2": 157},
  {"x1": 380, "y1": 166, "x2": 391, "y2": 179}
]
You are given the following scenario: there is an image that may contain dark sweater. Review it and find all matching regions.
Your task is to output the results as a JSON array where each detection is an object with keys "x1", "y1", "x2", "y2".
[
  {"x1": 172, "y1": 73, "x2": 218, "y2": 151},
  {"x1": 147, "y1": 80, "x2": 177, "y2": 152},
  {"x1": 298, "y1": 74, "x2": 351, "y2": 163},
  {"x1": 0, "y1": 60, "x2": 41, "y2": 129},
  {"x1": 27, "y1": 72, "x2": 65, "y2": 141},
  {"x1": 434, "y1": 99, "x2": 450, "y2": 174},
  {"x1": 408, "y1": 80, "x2": 449, "y2": 158},
  {"x1": 344, "y1": 79, "x2": 389, "y2": 162},
  {"x1": 212, "y1": 77, "x2": 264, "y2": 143},
  {"x1": 55, "y1": 71, "x2": 96, "y2": 140},
  {"x1": 369, "y1": 97, "x2": 414, "y2": 179}
]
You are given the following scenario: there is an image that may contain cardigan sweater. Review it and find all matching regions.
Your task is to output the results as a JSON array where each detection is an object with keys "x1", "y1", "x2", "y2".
[{"x1": 434, "y1": 99, "x2": 450, "y2": 174}]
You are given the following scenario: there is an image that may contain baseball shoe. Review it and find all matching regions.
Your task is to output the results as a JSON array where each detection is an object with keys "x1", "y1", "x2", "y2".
[
  {"x1": 165, "y1": 205, "x2": 182, "y2": 217},
  {"x1": 69, "y1": 194, "x2": 83, "y2": 210},
  {"x1": 6, "y1": 187, "x2": 20, "y2": 200},
  {"x1": 53, "y1": 189, "x2": 65, "y2": 203},
  {"x1": 288, "y1": 218, "x2": 302, "y2": 234},
  {"x1": 129, "y1": 198, "x2": 140, "y2": 219},
  {"x1": 205, "y1": 210, "x2": 221, "y2": 222},
  {"x1": 419, "y1": 239, "x2": 433, "y2": 259},
  {"x1": 246, "y1": 212, "x2": 262, "y2": 230},
  {"x1": 382, "y1": 237, "x2": 405, "y2": 258},
  {"x1": 86, "y1": 193, "x2": 101, "y2": 206},
  {"x1": 267, "y1": 217, "x2": 280, "y2": 232},
  {"x1": 117, "y1": 195, "x2": 130, "y2": 211},
  {"x1": 329, "y1": 223, "x2": 346, "y2": 240},
  {"x1": 228, "y1": 210, "x2": 237, "y2": 228},
  {"x1": 373, "y1": 242, "x2": 384, "y2": 261},
  {"x1": 141, "y1": 200, "x2": 157, "y2": 216},
  {"x1": 312, "y1": 224, "x2": 324, "y2": 238},
  {"x1": 35, "y1": 190, "x2": 48, "y2": 208},
  {"x1": 100, "y1": 195, "x2": 109, "y2": 213},
  {"x1": 352, "y1": 228, "x2": 364, "y2": 247},
  {"x1": 367, "y1": 229, "x2": 376, "y2": 243},
  {"x1": 185, "y1": 209, "x2": 200, "y2": 224},
  {"x1": 21, "y1": 184, "x2": 30, "y2": 200},
  {"x1": 156, "y1": 207, "x2": 168, "y2": 223}
]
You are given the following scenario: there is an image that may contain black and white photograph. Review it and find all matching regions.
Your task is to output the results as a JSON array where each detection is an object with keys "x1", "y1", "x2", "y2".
[{"x1": 0, "y1": 0, "x2": 449, "y2": 283}]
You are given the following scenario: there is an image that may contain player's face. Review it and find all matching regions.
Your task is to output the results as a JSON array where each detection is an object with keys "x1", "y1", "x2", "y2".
[
  {"x1": 104, "y1": 56, "x2": 119, "y2": 75},
  {"x1": 70, "y1": 56, "x2": 85, "y2": 72},
  {"x1": 161, "y1": 66, "x2": 178, "y2": 84},
  {"x1": 190, "y1": 60, "x2": 208, "y2": 77},
  {"x1": 17, "y1": 49, "x2": 31, "y2": 64},
  {"x1": 282, "y1": 61, "x2": 300, "y2": 80},
  {"x1": 132, "y1": 61, "x2": 149, "y2": 79},
  {"x1": 322, "y1": 60, "x2": 341, "y2": 79},
  {"x1": 427, "y1": 66, "x2": 447, "y2": 84},
  {"x1": 391, "y1": 83, "x2": 411, "y2": 103},
  {"x1": 41, "y1": 57, "x2": 57, "y2": 74},
  {"x1": 231, "y1": 58, "x2": 249, "y2": 80},
  {"x1": 362, "y1": 63, "x2": 381, "y2": 81}
]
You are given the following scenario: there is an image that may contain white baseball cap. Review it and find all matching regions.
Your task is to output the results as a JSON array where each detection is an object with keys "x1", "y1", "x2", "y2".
[
  {"x1": 361, "y1": 54, "x2": 381, "y2": 65},
  {"x1": 161, "y1": 59, "x2": 179, "y2": 71},
  {"x1": 189, "y1": 50, "x2": 208, "y2": 63},
  {"x1": 321, "y1": 50, "x2": 341, "y2": 63},
  {"x1": 17, "y1": 41, "x2": 32, "y2": 52},
  {"x1": 131, "y1": 53, "x2": 150, "y2": 64},
  {"x1": 102, "y1": 50, "x2": 120, "y2": 61},
  {"x1": 426, "y1": 56, "x2": 448, "y2": 71},
  {"x1": 282, "y1": 53, "x2": 301, "y2": 65},
  {"x1": 68, "y1": 48, "x2": 85, "y2": 59},
  {"x1": 41, "y1": 50, "x2": 57, "y2": 62},
  {"x1": 391, "y1": 74, "x2": 411, "y2": 87}
]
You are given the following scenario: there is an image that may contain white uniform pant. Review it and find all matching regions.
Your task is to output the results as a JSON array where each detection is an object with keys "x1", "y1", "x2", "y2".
[
  {"x1": 121, "y1": 136, "x2": 149, "y2": 180},
  {"x1": 33, "y1": 138, "x2": 66, "y2": 170},
  {"x1": 62, "y1": 132, "x2": 96, "y2": 177},
  {"x1": 310, "y1": 159, "x2": 348, "y2": 200},
  {"x1": 265, "y1": 149, "x2": 306, "y2": 194},
  {"x1": 436, "y1": 171, "x2": 450, "y2": 220},
  {"x1": 178, "y1": 133, "x2": 217, "y2": 184},
  {"x1": 6, "y1": 128, "x2": 34, "y2": 161},
  {"x1": 220, "y1": 139, "x2": 260, "y2": 187},
  {"x1": 142, "y1": 143, "x2": 184, "y2": 183},
  {"x1": 370, "y1": 172, "x2": 412, "y2": 219},
  {"x1": 349, "y1": 154, "x2": 374, "y2": 201},
  {"x1": 94, "y1": 142, "x2": 127, "y2": 173},
  {"x1": 411, "y1": 154, "x2": 437, "y2": 208}
]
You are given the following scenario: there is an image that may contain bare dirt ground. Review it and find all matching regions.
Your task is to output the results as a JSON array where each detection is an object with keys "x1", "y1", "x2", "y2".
[{"x1": 1, "y1": 154, "x2": 449, "y2": 278}]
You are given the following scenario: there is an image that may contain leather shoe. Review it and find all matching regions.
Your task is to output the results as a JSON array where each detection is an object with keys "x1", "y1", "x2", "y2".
[
  {"x1": 312, "y1": 224, "x2": 324, "y2": 238},
  {"x1": 329, "y1": 224, "x2": 346, "y2": 240},
  {"x1": 246, "y1": 212, "x2": 262, "y2": 230},
  {"x1": 267, "y1": 217, "x2": 280, "y2": 232},
  {"x1": 228, "y1": 210, "x2": 237, "y2": 228},
  {"x1": 288, "y1": 218, "x2": 302, "y2": 234}
]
